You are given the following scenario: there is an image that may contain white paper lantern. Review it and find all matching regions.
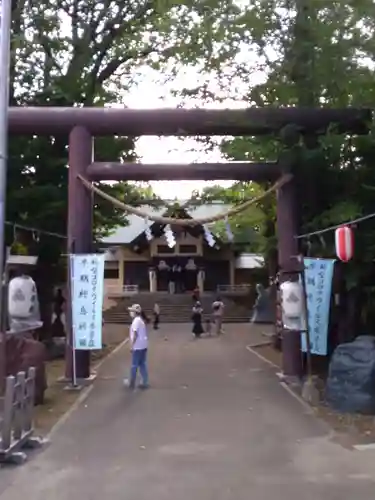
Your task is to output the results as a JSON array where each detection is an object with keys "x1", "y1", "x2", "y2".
[
  {"x1": 8, "y1": 275, "x2": 38, "y2": 319},
  {"x1": 280, "y1": 281, "x2": 303, "y2": 318}
]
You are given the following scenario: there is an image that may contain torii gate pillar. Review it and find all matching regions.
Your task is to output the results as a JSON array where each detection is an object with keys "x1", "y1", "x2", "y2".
[
  {"x1": 65, "y1": 126, "x2": 93, "y2": 380},
  {"x1": 276, "y1": 173, "x2": 302, "y2": 378}
]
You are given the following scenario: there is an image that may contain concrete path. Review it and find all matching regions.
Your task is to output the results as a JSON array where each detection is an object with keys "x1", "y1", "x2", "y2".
[{"x1": 1, "y1": 324, "x2": 375, "y2": 499}]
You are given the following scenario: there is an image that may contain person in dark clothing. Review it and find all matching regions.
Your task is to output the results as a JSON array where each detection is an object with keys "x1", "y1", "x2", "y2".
[
  {"x1": 180, "y1": 266, "x2": 186, "y2": 292},
  {"x1": 168, "y1": 266, "x2": 176, "y2": 294},
  {"x1": 54, "y1": 288, "x2": 65, "y2": 316},
  {"x1": 192, "y1": 301, "x2": 204, "y2": 338},
  {"x1": 52, "y1": 288, "x2": 66, "y2": 336},
  {"x1": 176, "y1": 265, "x2": 182, "y2": 293}
]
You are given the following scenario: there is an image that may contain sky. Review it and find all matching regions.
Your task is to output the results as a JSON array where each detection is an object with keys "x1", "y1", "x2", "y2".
[
  {"x1": 124, "y1": 83, "x2": 236, "y2": 200},
  {"x1": 121, "y1": 67, "x2": 261, "y2": 201},
  {"x1": 56, "y1": 6, "x2": 269, "y2": 201}
]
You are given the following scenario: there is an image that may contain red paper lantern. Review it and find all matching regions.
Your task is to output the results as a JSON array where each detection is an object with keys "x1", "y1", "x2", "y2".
[{"x1": 335, "y1": 225, "x2": 354, "y2": 262}]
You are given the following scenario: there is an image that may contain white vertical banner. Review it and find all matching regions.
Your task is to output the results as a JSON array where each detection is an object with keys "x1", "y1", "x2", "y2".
[{"x1": 70, "y1": 254, "x2": 105, "y2": 350}]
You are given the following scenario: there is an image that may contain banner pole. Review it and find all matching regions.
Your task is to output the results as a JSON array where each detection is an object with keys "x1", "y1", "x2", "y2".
[
  {"x1": 69, "y1": 254, "x2": 78, "y2": 388},
  {"x1": 72, "y1": 332, "x2": 77, "y2": 387},
  {"x1": 298, "y1": 255, "x2": 313, "y2": 378}
]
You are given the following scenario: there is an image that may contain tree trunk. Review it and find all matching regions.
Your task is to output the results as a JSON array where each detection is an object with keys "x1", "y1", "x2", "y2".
[
  {"x1": 34, "y1": 262, "x2": 54, "y2": 343},
  {"x1": 33, "y1": 237, "x2": 62, "y2": 344}
]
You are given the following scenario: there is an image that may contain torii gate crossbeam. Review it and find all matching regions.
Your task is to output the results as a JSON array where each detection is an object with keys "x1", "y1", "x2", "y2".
[{"x1": 5, "y1": 106, "x2": 372, "y2": 386}]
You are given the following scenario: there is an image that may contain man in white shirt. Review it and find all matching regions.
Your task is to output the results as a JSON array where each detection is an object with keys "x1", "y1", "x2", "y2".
[{"x1": 126, "y1": 304, "x2": 149, "y2": 390}]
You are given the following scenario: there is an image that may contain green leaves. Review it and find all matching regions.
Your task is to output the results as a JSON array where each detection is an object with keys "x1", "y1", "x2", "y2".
[
  {"x1": 174, "y1": 0, "x2": 375, "y2": 283},
  {"x1": 185, "y1": 182, "x2": 269, "y2": 252},
  {"x1": 9, "y1": 0, "x2": 246, "y2": 257}
]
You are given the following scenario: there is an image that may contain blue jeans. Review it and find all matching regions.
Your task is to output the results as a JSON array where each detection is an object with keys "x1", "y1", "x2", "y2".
[{"x1": 129, "y1": 349, "x2": 148, "y2": 388}]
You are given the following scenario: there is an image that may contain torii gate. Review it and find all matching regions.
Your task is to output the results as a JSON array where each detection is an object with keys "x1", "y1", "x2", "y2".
[{"x1": 7, "y1": 106, "x2": 371, "y2": 382}]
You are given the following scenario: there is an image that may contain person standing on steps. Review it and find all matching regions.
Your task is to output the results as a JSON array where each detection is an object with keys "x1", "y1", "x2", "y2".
[
  {"x1": 168, "y1": 265, "x2": 176, "y2": 294},
  {"x1": 153, "y1": 302, "x2": 160, "y2": 330},
  {"x1": 176, "y1": 265, "x2": 182, "y2": 293},
  {"x1": 125, "y1": 304, "x2": 149, "y2": 390}
]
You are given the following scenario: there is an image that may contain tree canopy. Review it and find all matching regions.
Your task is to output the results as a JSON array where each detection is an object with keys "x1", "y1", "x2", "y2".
[
  {"x1": 178, "y1": 0, "x2": 375, "y2": 332},
  {"x1": 6, "y1": 0, "x2": 250, "y2": 337},
  {"x1": 7, "y1": 0, "x2": 248, "y2": 251},
  {"x1": 8, "y1": 0, "x2": 375, "y2": 333},
  {"x1": 9, "y1": 0, "x2": 375, "y2": 263},
  {"x1": 183, "y1": 1, "x2": 375, "y2": 263}
]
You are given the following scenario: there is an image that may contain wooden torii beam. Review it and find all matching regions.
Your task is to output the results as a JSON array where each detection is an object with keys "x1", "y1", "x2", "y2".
[
  {"x1": 6, "y1": 106, "x2": 372, "y2": 384},
  {"x1": 8, "y1": 107, "x2": 371, "y2": 136},
  {"x1": 86, "y1": 162, "x2": 281, "y2": 182}
]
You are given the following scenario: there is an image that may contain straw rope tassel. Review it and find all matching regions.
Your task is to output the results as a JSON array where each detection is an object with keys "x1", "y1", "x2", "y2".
[{"x1": 77, "y1": 173, "x2": 292, "y2": 227}]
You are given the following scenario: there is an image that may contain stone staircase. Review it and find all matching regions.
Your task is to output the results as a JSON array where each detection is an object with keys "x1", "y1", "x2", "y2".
[{"x1": 103, "y1": 293, "x2": 251, "y2": 324}]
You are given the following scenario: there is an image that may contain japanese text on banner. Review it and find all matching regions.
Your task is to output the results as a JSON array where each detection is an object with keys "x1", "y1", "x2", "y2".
[
  {"x1": 70, "y1": 254, "x2": 105, "y2": 350},
  {"x1": 300, "y1": 258, "x2": 335, "y2": 356}
]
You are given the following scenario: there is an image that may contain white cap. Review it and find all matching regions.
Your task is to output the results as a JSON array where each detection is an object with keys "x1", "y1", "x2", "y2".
[{"x1": 128, "y1": 304, "x2": 142, "y2": 314}]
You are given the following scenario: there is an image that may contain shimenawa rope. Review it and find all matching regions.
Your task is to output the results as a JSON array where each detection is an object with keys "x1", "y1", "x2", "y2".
[{"x1": 78, "y1": 173, "x2": 292, "y2": 226}]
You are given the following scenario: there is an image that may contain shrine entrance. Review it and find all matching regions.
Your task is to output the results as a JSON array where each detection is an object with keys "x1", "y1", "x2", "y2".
[
  {"x1": 7, "y1": 106, "x2": 371, "y2": 385},
  {"x1": 154, "y1": 257, "x2": 198, "y2": 293}
]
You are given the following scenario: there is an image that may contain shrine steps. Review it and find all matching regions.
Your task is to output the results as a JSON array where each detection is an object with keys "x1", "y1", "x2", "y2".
[{"x1": 103, "y1": 293, "x2": 251, "y2": 324}]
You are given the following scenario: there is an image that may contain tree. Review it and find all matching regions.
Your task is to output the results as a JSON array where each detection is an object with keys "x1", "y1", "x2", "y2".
[
  {"x1": 7, "y1": 0, "x2": 249, "y2": 339},
  {"x1": 187, "y1": 181, "x2": 278, "y2": 276},
  {"x1": 176, "y1": 0, "x2": 375, "y2": 338},
  {"x1": 181, "y1": 0, "x2": 375, "y2": 335},
  {"x1": 187, "y1": 183, "x2": 266, "y2": 248},
  {"x1": 8, "y1": 0, "x2": 251, "y2": 241},
  {"x1": 180, "y1": 0, "x2": 375, "y2": 236}
]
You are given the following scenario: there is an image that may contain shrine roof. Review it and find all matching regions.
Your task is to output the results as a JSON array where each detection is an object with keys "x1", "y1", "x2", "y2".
[{"x1": 100, "y1": 203, "x2": 230, "y2": 245}]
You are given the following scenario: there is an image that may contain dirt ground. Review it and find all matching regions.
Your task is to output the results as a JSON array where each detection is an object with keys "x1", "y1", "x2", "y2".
[
  {"x1": 34, "y1": 323, "x2": 375, "y2": 443},
  {"x1": 33, "y1": 323, "x2": 266, "y2": 436},
  {"x1": 34, "y1": 324, "x2": 126, "y2": 434},
  {"x1": 254, "y1": 343, "x2": 375, "y2": 444},
  {"x1": 2, "y1": 323, "x2": 375, "y2": 500}
]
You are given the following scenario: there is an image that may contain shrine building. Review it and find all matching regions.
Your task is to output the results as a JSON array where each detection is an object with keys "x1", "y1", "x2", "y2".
[{"x1": 101, "y1": 205, "x2": 265, "y2": 295}]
